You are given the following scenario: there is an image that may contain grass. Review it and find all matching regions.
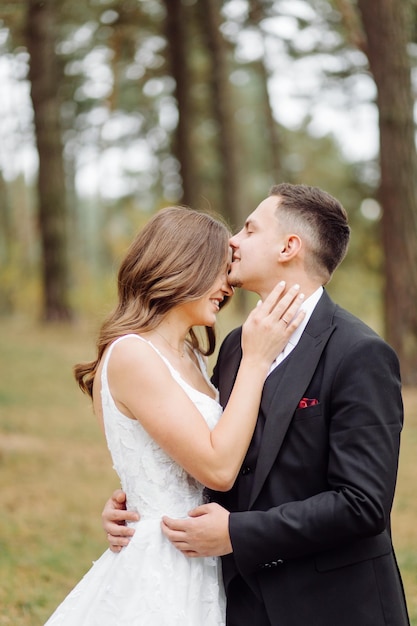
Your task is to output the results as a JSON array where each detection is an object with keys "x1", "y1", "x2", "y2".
[{"x1": 0, "y1": 317, "x2": 416, "y2": 625}]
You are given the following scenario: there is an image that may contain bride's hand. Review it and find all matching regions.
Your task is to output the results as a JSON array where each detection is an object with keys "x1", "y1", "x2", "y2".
[{"x1": 241, "y1": 281, "x2": 305, "y2": 367}]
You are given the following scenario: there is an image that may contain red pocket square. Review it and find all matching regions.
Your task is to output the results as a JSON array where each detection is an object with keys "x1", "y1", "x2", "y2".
[{"x1": 298, "y1": 397, "x2": 319, "y2": 409}]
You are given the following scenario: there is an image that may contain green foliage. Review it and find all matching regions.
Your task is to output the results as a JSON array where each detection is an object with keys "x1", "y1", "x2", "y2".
[{"x1": 0, "y1": 0, "x2": 386, "y2": 325}]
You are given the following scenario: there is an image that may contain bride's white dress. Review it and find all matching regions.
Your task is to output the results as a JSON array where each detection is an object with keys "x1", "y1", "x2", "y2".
[{"x1": 45, "y1": 334, "x2": 226, "y2": 625}]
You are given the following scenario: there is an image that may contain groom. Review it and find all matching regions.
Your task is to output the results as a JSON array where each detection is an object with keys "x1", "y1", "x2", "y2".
[{"x1": 103, "y1": 183, "x2": 409, "y2": 625}]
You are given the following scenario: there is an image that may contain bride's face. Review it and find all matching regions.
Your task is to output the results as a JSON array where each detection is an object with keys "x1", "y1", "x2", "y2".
[{"x1": 180, "y1": 261, "x2": 233, "y2": 328}]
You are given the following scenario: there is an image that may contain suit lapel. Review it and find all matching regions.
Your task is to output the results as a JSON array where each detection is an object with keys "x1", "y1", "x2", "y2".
[
  {"x1": 248, "y1": 292, "x2": 336, "y2": 509},
  {"x1": 217, "y1": 333, "x2": 242, "y2": 406}
]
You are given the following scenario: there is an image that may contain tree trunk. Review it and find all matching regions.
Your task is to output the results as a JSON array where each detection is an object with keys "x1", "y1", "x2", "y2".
[
  {"x1": 197, "y1": 0, "x2": 243, "y2": 231},
  {"x1": 0, "y1": 172, "x2": 13, "y2": 314},
  {"x1": 162, "y1": 0, "x2": 199, "y2": 208},
  {"x1": 26, "y1": 0, "x2": 72, "y2": 321},
  {"x1": 248, "y1": 0, "x2": 284, "y2": 183},
  {"x1": 357, "y1": 0, "x2": 417, "y2": 384}
]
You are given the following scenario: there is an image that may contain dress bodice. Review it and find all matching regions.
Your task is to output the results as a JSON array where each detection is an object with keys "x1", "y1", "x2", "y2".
[{"x1": 100, "y1": 334, "x2": 223, "y2": 519}]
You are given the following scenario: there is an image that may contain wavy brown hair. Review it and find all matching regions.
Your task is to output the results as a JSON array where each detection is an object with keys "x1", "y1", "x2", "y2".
[{"x1": 74, "y1": 206, "x2": 231, "y2": 398}]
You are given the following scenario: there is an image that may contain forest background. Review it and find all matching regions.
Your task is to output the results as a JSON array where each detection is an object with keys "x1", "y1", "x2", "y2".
[{"x1": 0, "y1": 0, "x2": 416, "y2": 624}]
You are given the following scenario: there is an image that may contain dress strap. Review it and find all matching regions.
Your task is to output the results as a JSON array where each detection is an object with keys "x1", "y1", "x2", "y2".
[
  {"x1": 101, "y1": 334, "x2": 145, "y2": 391},
  {"x1": 101, "y1": 333, "x2": 182, "y2": 392},
  {"x1": 100, "y1": 333, "x2": 217, "y2": 401}
]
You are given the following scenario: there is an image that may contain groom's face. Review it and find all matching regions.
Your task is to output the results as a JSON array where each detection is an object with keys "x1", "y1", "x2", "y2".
[{"x1": 228, "y1": 196, "x2": 286, "y2": 297}]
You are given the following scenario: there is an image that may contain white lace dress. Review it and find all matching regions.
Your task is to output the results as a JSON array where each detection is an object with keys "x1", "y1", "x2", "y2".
[{"x1": 45, "y1": 334, "x2": 226, "y2": 626}]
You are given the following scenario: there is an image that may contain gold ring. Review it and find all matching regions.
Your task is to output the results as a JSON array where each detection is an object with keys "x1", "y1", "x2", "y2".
[{"x1": 282, "y1": 317, "x2": 289, "y2": 325}]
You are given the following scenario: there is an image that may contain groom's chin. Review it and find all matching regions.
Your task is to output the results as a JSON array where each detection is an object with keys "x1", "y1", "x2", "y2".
[{"x1": 227, "y1": 274, "x2": 241, "y2": 290}]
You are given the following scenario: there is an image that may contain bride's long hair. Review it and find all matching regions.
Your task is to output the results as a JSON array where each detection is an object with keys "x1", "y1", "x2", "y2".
[{"x1": 74, "y1": 206, "x2": 231, "y2": 398}]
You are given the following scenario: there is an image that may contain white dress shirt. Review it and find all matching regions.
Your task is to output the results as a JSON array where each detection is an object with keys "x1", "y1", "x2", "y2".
[{"x1": 268, "y1": 286, "x2": 323, "y2": 375}]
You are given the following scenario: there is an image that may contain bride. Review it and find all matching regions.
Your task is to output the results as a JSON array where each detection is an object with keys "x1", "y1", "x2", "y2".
[{"x1": 44, "y1": 206, "x2": 304, "y2": 625}]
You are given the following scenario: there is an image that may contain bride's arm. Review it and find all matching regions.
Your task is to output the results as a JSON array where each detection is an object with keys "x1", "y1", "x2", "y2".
[
  {"x1": 102, "y1": 283, "x2": 303, "y2": 550},
  {"x1": 108, "y1": 282, "x2": 304, "y2": 491}
]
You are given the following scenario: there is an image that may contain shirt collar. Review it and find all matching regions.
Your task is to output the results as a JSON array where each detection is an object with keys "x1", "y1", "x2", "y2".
[{"x1": 287, "y1": 285, "x2": 323, "y2": 348}]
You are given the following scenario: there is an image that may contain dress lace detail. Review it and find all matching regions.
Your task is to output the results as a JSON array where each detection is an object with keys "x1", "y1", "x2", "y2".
[{"x1": 45, "y1": 334, "x2": 226, "y2": 625}]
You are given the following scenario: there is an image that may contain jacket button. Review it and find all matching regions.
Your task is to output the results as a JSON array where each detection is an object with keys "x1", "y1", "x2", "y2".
[{"x1": 241, "y1": 466, "x2": 252, "y2": 475}]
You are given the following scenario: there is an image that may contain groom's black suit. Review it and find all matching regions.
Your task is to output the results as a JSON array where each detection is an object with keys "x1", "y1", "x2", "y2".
[{"x1": 211, "y1": 291, "x2": 409, "y2": 626}]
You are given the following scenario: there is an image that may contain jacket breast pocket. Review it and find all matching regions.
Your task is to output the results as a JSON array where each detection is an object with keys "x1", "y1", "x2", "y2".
[{"x1": 293, "y1": 402, "x2": 322, "y2": 422}]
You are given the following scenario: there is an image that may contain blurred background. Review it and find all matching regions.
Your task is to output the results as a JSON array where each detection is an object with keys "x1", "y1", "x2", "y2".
[{"x1": 0, "y1": 0, "x2": 416, "y2": 624}]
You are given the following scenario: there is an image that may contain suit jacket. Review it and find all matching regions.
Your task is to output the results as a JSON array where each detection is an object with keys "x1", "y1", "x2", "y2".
[{"x1": 210, "y1": 291, "x2": 409, "y2": 626}]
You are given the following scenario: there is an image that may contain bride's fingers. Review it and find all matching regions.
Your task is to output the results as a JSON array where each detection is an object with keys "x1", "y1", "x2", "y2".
[
  {"x1": 258, "y1": 280, "x2": 287, "y2": 313},
  {"x1": 280, "y1": 300, "x2": 306, "y2": 332},
  {"x1": 256, "y1": 283, "x2": 306, "y2": 334},
  {"x1": 260, "y1": 282, "x2": 301, "y2": 317},
  {"x1": 275, "y1": 291, "x2": 305, "y2": 326},
  {"x1": 251, "y1": 282, "x2": 305, "y2": 332}
]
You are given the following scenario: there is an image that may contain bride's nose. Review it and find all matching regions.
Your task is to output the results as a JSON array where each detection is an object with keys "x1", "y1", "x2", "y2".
[{"x1": 222, "y1": 279, "x2": 234, "y2": 297}]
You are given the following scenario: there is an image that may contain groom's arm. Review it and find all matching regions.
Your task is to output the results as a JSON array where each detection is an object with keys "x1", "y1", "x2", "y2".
[
  {"x1": 161, "y1": 502, "x2": 233, "y2": 557},
  {"x1": 102, "y1": 489, "x2": 139, "y2": 552},
  {"x1": 228, "y1": 333, "x2": 404, "y2": 575},
  {"x1": 103, "y1": 495, "x2": 233, "y2": 557}
]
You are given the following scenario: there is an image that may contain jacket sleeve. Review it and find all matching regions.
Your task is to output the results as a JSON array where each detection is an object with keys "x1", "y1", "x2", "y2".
[{"x1": 229, "y1": 332, "x2": 403, "y2": 575}]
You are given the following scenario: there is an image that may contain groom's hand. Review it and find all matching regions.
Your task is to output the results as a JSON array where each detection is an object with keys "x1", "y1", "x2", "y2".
[
  {"x1": 161, "y1": 502, "x2": 232, "y2": 557},
  {"x1": 102, "y1": 489, "x2": 139, "y2": 552}
]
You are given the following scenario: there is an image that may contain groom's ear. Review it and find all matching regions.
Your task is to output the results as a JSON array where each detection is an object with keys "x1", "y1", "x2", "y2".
[{"x1": 278, "y1": 234, "x2": 302, "y2": 260}]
